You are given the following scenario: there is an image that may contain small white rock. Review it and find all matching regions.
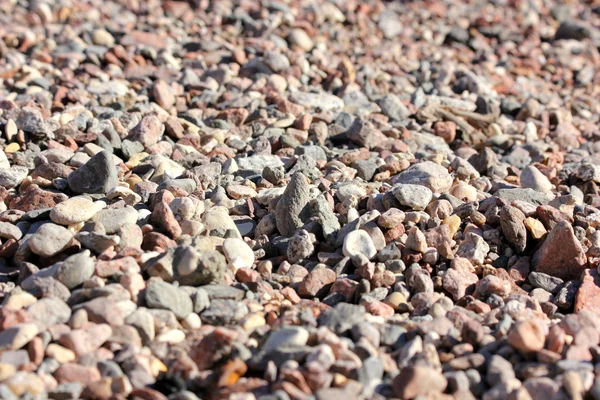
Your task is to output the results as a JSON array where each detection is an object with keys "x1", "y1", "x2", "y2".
[{"x1": 343, "y1": 230, "x2": 377, "y2": 259}]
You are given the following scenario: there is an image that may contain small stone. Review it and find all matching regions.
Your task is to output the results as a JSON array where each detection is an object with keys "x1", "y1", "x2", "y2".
[
  {"x1": 288, "y1": 29, "x2": 313, "y2": 51},
  {"x1": 28, "y1": 223, "x2": 73, "y2": 257},
  {"x1": 287, "y1": 229, "x2": 314, "y2": 264},
  {"x1": 222, "y1": 238, "x2": 255, "y2": 269},
  {"x1": 275, "y1": 172, "x2": 311, "y2": 237},
  {"x1": 391, "y1": 161, "x2": 452, "y2": 193},
  {"x1": 524, "y1": 217, "x2": 547, "y2": 239},
  {"x1": 92, "y1": 206, "x2": 138, "y2": 234},
  {"x1": 499, "y1": 205, "x2": 527, "y2": 253},
  {"x1": 0, "y1": 323, "x2": 38, "y2": 351},
  {"x1": 145, "y1": 280, "x2": 193, "y2": 320},
  {"x1": 574, "y1": 269, "x2": 600, "y2": 315},
  {"x1": 343, "y1": 230, "x2": 377, "y2": 259},
  {"x1": 263, "y1": 327, "x2": 309, "y2": 352},
  {"x1": 55, "y1": 251, "x2": 95, "y2": 289},
  {"x1": 0, "y1": 166, "x2": 28, "y2": 188},
  {"x1": 59, "y1": 324, "x2": 113, "y2": 356},
  {"x1": 67, "y1": 151, "x2": 118, "y2": 194},
  {"x1": 392, "y1": 184, "x2": 433, "y2": 210},
  {"x1": 50, "y1": 197, "x2": 100, "y2": 225},
  {"x1": 405, "y1": 226, "x2": 428, "y2": 253},
  {"x1": 298, "y1": 266, "x2": 336, "y2": 297},
  {"x1": 521, "y1": 165, "x2": 553, "y2": 194},
  {"x1": 507, "y1": 319, "x2": 546, "y2": 353},
  {"x1": 393, "y1": 366, "x2": 448, "y2": 399},
  {"x1": 0, "y1": 222, "x2": 22, "y2": 241},
  {"x1": 45, "y1": 344, "x2": 76, "y2": 364},
  {"x1": 152, "y1": 80, "x2": 175, "y2": 109},
  {"x1": 532, "y1": 220, "x2": 587, "y2": 280},
  {"x1": 92, "y1": 29, "x2": 114, "y2": 46}
]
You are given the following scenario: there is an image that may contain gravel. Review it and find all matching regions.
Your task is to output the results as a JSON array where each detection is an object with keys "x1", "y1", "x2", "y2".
[{"x1": 0, "y1": 0, "x2": 598, "y2": 399}]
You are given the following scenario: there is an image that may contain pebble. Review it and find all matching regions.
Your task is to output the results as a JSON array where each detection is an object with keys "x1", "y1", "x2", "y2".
[
  {"x1": 391, "y1": 161, "x2": 453, "y2": 193},
  {"x1": 0, "y1": 0, "x2": 597, "y2": 398},
  {"x1": 0, "y1": 323, "x2": 38, "y2": 351},
  {"x1": 343, "y1": 230, "x2": 377, "y2": 259},
  {"x1": 50, "y1": 196, "x2": 100, "y2": 225},
  {"x1": 67, "y1": 151, "x2": 118, "y2": 194},
  {"x1": 507, "y1": 319, "x2": 546, "y2": 353},
  {"x1": 532, "y1": 220, "x2": 587, "y2": 280},
  {"x1": 145, "y1": 280, "x2": 193, "y2": 320},
  {"x1": 275, "y1": 172, "x2": 311, "y2": 237},
  {"x1": 392, "y1": 184, "x2": 433, "y2": 210},
  {"x1": 28, "y1": 223, "x2": 73, "y2": 257},
  {"x1": 222, "y1": 238, "x2": 255, "y2": 269},
  {"x1": 521, "y1": 165, "x2": 553, "y2": 194},
  {"x1": 393, "y1": 366, "x2": 448, "y2": 399}
]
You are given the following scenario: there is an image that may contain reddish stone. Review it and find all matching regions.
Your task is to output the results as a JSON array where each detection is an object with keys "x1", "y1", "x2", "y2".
[
  {"x1": 54, "y1": 363, "x2": 101, "y2": 385},
  {"x1": 236, "y1": 267, "x2": 260, "y2": 283},
  {"x1": 298, "y1": 267, "x2": 336, "y2": 298},
  {"x1": 9, "y1": 185, "x2": 68, "y2": 212},
  {"x1": 151, "y1": 190, "x2": 182, "y2": 239},
  {"x1": 532, "y1": 220, "x2": 587, "y2": 280},
  {"x1": 574, "y1": 269, "x2": 600, "y2": 315},
  {"x1": 128, "y1": 388, "x2": 168, "y2": 400},
  {"x1": 330, "y1": 278, "x2": 359, "y2": 302},
  {"x1": 95, "y1": 257, "x2": 139, "y2": 278},
  {"x1": 434, "y1": 121, "x2": 457, "y2": 143},
  {"x1": 280, "y1": 287, "x2": 301, "y2": 304},
  {"x1": 364, "y1": 300, "x2": 394, "y2": 317},
  {"x1": 142, "y1": 232, "x2": 177, "y2": 252}
]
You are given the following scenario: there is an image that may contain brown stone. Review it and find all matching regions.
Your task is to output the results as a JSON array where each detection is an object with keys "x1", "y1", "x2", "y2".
[
  {"x1": 574, "y1": 269, "x2": 600, "y2": 315},
  {"x1": 392, "y1": 365, "x2": 448, "y2": 399},
  {"x1": 532, "y1": 220, "x2": 587, "y2": 280}
]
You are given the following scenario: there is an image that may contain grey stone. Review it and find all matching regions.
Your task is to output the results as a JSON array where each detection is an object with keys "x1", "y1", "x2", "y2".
[
  {"x1": 67, "y1": 151, "x2": 118, "y2": 194},
  {"x1": 145, "y1": 280, "x2": 193, "y2": 320},
  {"x1": 275, "y1": 172, "x2": 311, "y2": 237},
  {"x1": 391, "y1": 161, "x2": 452, "y2": 193}
]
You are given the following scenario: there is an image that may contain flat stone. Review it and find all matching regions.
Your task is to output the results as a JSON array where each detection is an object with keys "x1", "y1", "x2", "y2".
[
  {"x1": 50, "y1": 197, "x2": 100, "y2": 225},
  {"x1": 92, "y1": 206, "x2": 138, "y2": 234}
]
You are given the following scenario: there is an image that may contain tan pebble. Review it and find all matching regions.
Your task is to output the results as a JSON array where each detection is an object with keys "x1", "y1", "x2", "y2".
[
  {"x1": 242, "y1": 313, "x2": 266, "y2": 333},
  {"x1": 155, "y1": 329, "x2": 185, "y2": 343},
  {"x1": 450, "y1": 183, "x2": 477, "y2": 202},
  {"x1": 45, "y1": 344, "x2": 76, "y2": 364},
  {"x1": 0, "y1": 363, "x2": 16, "y2": 381},
  {"x1": 181, "y1": 313, "x2": 201, "y2": 330},
  {"x1": 149, "y1": 358, "x2": 168, "y2": 377},
  {"x1": 4, "y1": 142, "x2": 19, "y2": 153},
  {"x1": 384, "y1": 292, "x2": 408, "y2": 310},
  {"x1": 3, "y1": 291, "x2": 37, "y2": 310},
  {"x1": 524, "y1": 217, "x2": 547, "y2": 239},
  {"x1": 443, "y1": 215, "x2": 462, "y2": 237}
]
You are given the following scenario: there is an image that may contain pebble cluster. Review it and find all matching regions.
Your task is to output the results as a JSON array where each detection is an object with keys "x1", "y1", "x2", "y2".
[{"x1": 0, "y1": 0, "x2": 599, "y2": 399}]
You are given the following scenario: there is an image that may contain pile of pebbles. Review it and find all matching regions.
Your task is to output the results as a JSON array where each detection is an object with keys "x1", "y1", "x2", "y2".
[{"x1": 0, "y1": 0, "x2": 599, "y2": 399}]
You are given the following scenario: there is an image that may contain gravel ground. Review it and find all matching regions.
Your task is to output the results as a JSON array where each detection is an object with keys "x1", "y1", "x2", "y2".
[{"x1": 0, "y1": 0, "x2": 599, "y2": 399}]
